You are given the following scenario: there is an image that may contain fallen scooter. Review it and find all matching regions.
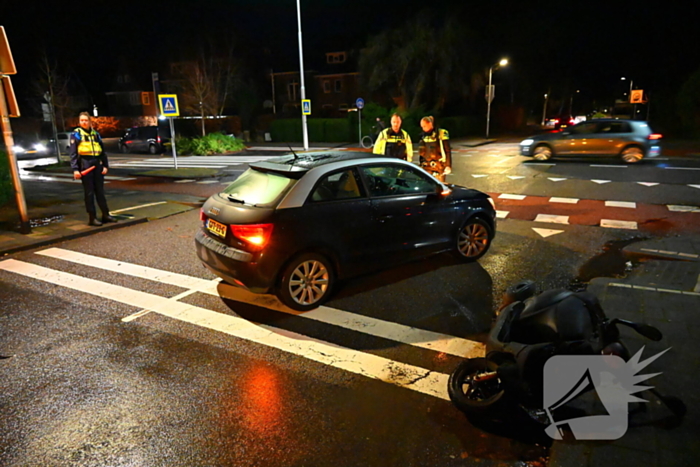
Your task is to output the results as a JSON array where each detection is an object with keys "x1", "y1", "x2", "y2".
[{"x1": 448, "y1": 281, "x2": 686, "y2": 434}]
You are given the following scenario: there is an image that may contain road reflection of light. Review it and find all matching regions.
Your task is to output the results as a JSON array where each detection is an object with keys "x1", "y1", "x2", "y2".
[{"x1": 235, "y1": 363, "x2": 302, "y2": 463}]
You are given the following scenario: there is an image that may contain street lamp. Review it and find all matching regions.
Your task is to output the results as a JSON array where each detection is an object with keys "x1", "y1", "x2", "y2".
[
  {"x1": 486, "y1": 58, "x2": 508, "y2": 139},
  {"x1": 621, "y1": 77, "x2": 635, "y2": 119}
]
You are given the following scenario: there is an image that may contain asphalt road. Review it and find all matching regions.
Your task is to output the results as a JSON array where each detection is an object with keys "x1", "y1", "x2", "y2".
[{"x1": 1, "y1": 142, "x2": 698, "y2": 466}]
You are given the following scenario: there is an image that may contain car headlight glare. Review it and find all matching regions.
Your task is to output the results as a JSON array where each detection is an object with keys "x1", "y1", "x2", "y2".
[
  {"x1": 520, "y1": 139, "x2": 534, "y2": 145},
  {"x1": 12, "y1": 145, "x2": 25, "y2": 154},
  {"x1": 34, "y1": 143, "x2": 47, "y2": 152}
]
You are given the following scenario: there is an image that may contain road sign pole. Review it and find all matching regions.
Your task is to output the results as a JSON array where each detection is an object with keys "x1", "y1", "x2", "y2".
[
  {"x1": 358, "y1": 108, "x2": 362, "y2": 146},
  {"x1": 0, "y1": 82, "x2": 30, "y2": 234},
  {"x1": 169, "y1": 117, "x2": 177, "y2": 169}
]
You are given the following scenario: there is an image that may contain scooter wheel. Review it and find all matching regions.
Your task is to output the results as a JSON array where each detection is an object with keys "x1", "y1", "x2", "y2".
[{"x1": 448, "y1": 358, "x2": 506, "y2": 414}]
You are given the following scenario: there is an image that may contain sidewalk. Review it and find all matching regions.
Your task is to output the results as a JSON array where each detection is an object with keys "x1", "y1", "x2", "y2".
[
  {"x1": 548, "y1": 236, "x2": 700, "y2": 467},
  {"x1": 243, "y1": 136, "x2": 496, "y2": 151}
]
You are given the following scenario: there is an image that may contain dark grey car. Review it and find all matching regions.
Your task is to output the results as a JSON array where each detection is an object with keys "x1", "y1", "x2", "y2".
[{"x1": 520, "y1": 119, "x2": 662, "y2": 163}]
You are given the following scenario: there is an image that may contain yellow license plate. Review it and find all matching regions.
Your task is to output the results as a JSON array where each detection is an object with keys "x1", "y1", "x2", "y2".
[{"x1": 207, "y1": 218, "x2": 227, "y2": 238}]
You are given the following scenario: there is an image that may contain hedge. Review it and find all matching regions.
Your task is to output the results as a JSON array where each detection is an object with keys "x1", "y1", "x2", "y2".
[{"x1": 0, "y1": 150, "x2": 13, "y2": 207}]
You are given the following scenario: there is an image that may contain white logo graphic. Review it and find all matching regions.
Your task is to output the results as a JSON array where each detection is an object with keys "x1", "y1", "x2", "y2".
[
  {"x1": 543, "y1": 347, "x2": 669, "y2": 440},
  {"x1": 164, "y1": 99, "x2": 175, "y2": 112}
]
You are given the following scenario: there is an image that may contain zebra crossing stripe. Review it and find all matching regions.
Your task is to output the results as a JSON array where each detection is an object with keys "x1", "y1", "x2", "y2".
[
  {"x1": 33, "y1": 248, "x2": 484, "y2": 359},
  {"x1": 0, "y1": 258, "x2": 450, "y2": 400}
]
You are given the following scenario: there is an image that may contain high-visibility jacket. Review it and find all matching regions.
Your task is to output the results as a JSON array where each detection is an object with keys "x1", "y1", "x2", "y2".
[
  {"x1": 418, "y1": 128, "x2": 451, "y2": 168},
  {"x1": 70, "y1": 127, "x2": 108, "y2": 172},
  {"x1": 74, "y1": 128, "x2": 103, "y2": 156},
  {"x1": 373, "y1": 128, "x2": 413, "y2": 161}
]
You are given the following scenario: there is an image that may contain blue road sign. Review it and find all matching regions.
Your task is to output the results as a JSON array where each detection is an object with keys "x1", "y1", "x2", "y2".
[
  {"x1": 356, "y1": 98, "x2": 364, "y2": 110},
  {"x1": 158, "y1": 94, "x2": 179, "y2": 117},
  {"x1": 302, "y1": 99, "x2": 311, "y2": 115}
]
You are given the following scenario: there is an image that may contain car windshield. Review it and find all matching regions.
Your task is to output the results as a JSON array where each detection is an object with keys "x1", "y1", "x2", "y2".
[{"x1": 220, "y1": 168, "x2": 296, "y2": 206}]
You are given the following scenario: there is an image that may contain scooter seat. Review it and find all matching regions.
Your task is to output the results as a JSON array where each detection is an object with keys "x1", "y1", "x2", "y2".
[{"x1": 510, "y1": 289, "x2": 596, "y2": 344}]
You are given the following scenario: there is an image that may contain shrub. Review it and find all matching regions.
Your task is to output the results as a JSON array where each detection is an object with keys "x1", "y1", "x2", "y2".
[
  {"x1": 0, "y1": 150, "x2": 13, "y2": 207},
  {"x1": 175, "y1": 133, "x2": 246, "y2": 156}
]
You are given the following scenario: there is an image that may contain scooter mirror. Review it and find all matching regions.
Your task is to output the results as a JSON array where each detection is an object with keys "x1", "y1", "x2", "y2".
[{"x1": 634, "y1": 323, "x2": 663, "y2": 341}]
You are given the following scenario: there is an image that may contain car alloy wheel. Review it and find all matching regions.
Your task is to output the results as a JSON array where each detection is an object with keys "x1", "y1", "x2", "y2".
[
  {"x1": 621, "y1": 147, "x2": 643, "y2": 163},
  {"x1": 149, "y1": 144, "x2": 159, "y2": 155},
  {"x1": 533, "y1": 145, "x2": 552, "y2": 161},
  {"x1": 278, "y1": 253, "x2": 334, "y2": 311},
  {"x1": 456, "y1": 218, "x2": 492, "y2": 261}
]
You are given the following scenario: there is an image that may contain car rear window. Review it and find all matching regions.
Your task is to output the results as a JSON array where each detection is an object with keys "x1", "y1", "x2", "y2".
[{"x1": 221, "y1": 168, "x2": 296, "y2": 206}]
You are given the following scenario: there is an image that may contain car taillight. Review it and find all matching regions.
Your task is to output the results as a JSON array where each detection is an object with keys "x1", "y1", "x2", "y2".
[
  {"x1": 648, "y1": 133, "x2": 662, "y2": 140},
  {"x1": 200, "y1": 209, "x2": 207, "y2": 221},
  {"x1": 157, "y1": 136, "x2": 162, "y2": 143},
  {"x1": 230, "y1": 224, "x2": 274, "y2": 250}
]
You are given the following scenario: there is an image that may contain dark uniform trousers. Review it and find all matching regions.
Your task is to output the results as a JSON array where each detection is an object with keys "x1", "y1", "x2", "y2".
[{"x1": 79, "y1": 156, "x2": 109, "y2": 216}]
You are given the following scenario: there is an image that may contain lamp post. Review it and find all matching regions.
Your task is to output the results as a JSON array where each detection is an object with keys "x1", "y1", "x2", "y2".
[
  {"x1": 296, "y1": 0, "x2": 309, "y2": 150},
  {"x1": 621, "y1": 77, "x2": 634, "y2": 119},
  {"x1": 569, "y1": 90, "x2": 579, "y2": 116},
  {"x1": 486, "y1": 58, "x2": 508, "y2": 139},
  {"x1": 541, "y1": 93, "x2": 549, "y2": 126}
]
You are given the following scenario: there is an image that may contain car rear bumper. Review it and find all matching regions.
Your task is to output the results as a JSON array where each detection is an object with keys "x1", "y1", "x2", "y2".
[
  {"x1": 646, "y1": 144, "x2": 661, "y2": 158},
  {"x1": 194, "y1": 229, "x2": 274, "y2": 293}
]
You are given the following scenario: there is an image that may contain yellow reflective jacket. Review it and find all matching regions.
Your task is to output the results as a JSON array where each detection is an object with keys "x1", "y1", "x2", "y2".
[
  {"x1": 419, "y1": 128, "x2": 451, "y2": 167},
  {"x1": 74, "y1": 127, "x2": 103, "y2": 156},
  {"x1": 373, "y1": 128, "x2": 413, "y2": 161}
]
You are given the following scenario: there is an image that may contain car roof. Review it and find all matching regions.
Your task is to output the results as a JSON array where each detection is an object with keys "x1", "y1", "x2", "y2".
[{"x1": 250, "y1": 151, "x2": 377, "y2": 176}]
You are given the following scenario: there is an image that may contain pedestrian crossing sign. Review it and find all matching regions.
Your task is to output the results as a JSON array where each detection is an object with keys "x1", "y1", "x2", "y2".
[
  {"x1": 302, "y1": 99, "x2": 311, "y2": 115},
  {"x1": 158, "y1": 94, "x2": 179, "y2": 117}
]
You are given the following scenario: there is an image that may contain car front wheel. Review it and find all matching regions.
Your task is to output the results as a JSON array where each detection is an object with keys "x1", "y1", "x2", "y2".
[
  {"x1": 455, "y1": 217, "x2": 493, "y2": 261},
  {"x1": 277, "y1": 253, "x2": 335, "y2": 311},
  {"x1": 119, "y1": 144, "x2": 129, "y2": 154},
  {"x1": 533, "y1": 145, "x2": 552, "y2": 161},
  {"x1": 621, "y1": 146, "x2": 643, "y2": 163}
]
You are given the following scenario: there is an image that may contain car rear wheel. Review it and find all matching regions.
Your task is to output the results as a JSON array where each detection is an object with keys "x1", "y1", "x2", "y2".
[
  {"x1": 278, "y1": 253, "x2": 335, "y2": 311},
  {"x1": 149, "y1": 144, "x2": 159, "y2": 155},
  {"x1": 621, "y1": 146, "x2": 643, "y2": 163},
  {"x1": 119, "y1": 144, "x2": 129, "y2": 154},
  {"x1": 533, "y1": 145, "x2": 552, "y2": 161},
  {"x1": 455, "y1": 218, "x2": 493, "y2": 261}
]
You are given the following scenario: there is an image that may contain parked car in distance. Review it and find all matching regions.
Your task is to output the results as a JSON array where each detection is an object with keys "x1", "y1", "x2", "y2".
[
  {"x1": 520, "y1": 119, "x2": 662, "y2": 163},
  {"x1": 195, "y1": 151, "x2": 497, "y2": 311},
  {"x1": 48, "y1": 131, "x2": 73, "y2": 161},
  {"x1": 118, "y1": 126, "x2": 170, "y2": 154}
]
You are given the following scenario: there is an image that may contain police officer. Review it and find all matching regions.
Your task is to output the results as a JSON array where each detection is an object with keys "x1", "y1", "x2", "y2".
[
  {"x1": 418, "y1": 116, "x2": 452, "y2": 182},
  {"x1": 373, "y1": 113, "x2": 413, "y2": 161},
  {"x1": 70, "y1": 112, "x2": 116, "y2": 226}
]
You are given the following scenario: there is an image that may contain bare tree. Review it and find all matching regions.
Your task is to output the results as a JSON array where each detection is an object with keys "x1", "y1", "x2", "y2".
[{"x1": 174, "y1": 38, "x2": 240, "y2": 136}]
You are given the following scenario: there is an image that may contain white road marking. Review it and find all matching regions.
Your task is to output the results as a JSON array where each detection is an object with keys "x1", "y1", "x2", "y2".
[
  {"x1": 110, "y1": 202, "x2": 168, "y2": 214},
  {"x1": 499, "y1": 193, "x2": 526, "y2": 200},
  {"x1": 637, "y1": 182, "x2": 659, "y2": 187},
  {"x1": 496, "y1": 211, "x2": 509, "y2": 219},
  {"x1": 547, "y1": 178, "x2": 567, "y2": 182},
  {"x1": 534, "y1": 214, "x2": 569, "y2": 225},
  {"x1": 174, "y1": 179, "x2": 195, "y2": 183},
  {"x1": 533, "y1": 228, "x2": 564, "y2": 238},
  {"x1": 33, "y1": 248, "x2": 484, "y2": 359},
  {"x1": 689, "y1": 185, "x2": 700, "y2": 189},
  {"x1": 507, "y1": 176, "x2": 525, "y2": 180},
  {"x1": 665, "y1": 167, "x2": 700, "y2": 171},
  {"x1": 609, "y1": 283, "x2": 700, "y2": 296},
  {"x1": 605, "y1": 201, "x2": 637, "y2": 209},
  {"x1": 0, "y1": 259, "x2": 451, "y2": 400},
  {"x1": 590, "y1": 165, "x2": 627, "y2": 168},
  {"x1": 591, "y1": 180, "x2": 611, "y2": 184},
  {"x1": 600, "y1": 219, "x2": 638, "y2": 230},
  {"x1": 21, "y1": 176, "x2": 110, "y2": 184},
  {"x1": 549, "y1": 197, "x2": 579, "y2": 204},
  {"x1": 471, "y1": 174, "x2": 488, "y2": 178},
  {"x1": 197, "y1": 180, "x2": 220, "y2": 184},
  {"x1": 667, "y1": 205, "x2": 700, "y2": 213}
]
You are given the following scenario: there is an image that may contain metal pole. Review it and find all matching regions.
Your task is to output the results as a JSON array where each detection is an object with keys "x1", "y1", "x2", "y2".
[
  {"x1": 358, "y1": 108, "x2": 362, "y2": 146},
  {"x1": 169, "y1": 117, "x2": 178, "y2": 169},
  {"x1": 0, "y1": 84, "x2": 30, "y2": 233},
  {"x1": 486, "y1": 66, "x2": 493, "y2": 139},
  {"x1": 541, "y1": 93, "x2": 548, "y2": 126},
  {"x1": 296, "y1": 0, "x2": 309, "y2": 150},
  {"x1": 271, "y1": 70, "x2": 276, "y2": 114}
]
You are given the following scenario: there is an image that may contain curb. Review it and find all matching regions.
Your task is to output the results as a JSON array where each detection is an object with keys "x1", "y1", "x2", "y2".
[{"x1": 0, "y1": 218, "x2": 147, "y2": 257}]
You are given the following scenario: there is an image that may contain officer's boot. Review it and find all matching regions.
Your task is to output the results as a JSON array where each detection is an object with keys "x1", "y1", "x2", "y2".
[{"x1": 88, "y1": 214, "x2": 102, "y2": 226}]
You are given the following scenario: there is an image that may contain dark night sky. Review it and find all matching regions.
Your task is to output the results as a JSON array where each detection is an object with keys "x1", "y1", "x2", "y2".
[{"x1": 2, "y1": 0, "x2": 698, "y2": 114}]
